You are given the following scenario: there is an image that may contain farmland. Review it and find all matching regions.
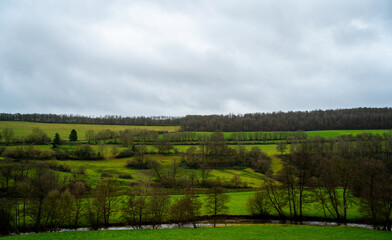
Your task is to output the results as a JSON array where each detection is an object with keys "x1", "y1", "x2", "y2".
[
  {"x1": 1, "y1": 120, "x2": 392, "y2": 236},
  {"x1": 0, "y1": 121, "x2": 179, "y2": 141},
  {"x1": 0, "y1": 121, "x2": 390, "y2": 141}
]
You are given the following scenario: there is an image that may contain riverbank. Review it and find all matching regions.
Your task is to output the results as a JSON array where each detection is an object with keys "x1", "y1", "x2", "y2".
[{"x1": 3, "y1": 224, "x2": 392, "y2": 240}]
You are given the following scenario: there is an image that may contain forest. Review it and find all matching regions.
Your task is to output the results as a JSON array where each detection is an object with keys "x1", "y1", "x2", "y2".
[{"x1": 2, "y1": 107, "x2": 392, "y2": 131}]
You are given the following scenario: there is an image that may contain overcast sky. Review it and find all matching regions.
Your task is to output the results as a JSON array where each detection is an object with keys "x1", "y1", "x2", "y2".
[{"x1": 1, "y1": 0, "x2": 391, "y2": 116}]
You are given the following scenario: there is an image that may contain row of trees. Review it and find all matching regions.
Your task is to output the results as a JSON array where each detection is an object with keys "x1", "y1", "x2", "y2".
[
  {"x1": 0, "y1": 113, "x2": 180, "y2": 126},
  {"x1": 1, "y1": 145, "x2": 105, "y2": 161},
  {"x1": 2, "y1": 108, "x2": 392, "y2": 131},
  {"x1": 0, "y1": 128, "x2": 78, "y2": 145},
  {"x1": 247, "y1": 134, "x2": 392, "y2": 230},
  {"x1": 0, "y1": 161, "x2": 230, "y2": 234}
]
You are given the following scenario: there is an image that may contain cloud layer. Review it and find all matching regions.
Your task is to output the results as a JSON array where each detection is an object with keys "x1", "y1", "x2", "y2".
[{"x1": 1, "y1": 0, "x2": 391, "y2": 116}]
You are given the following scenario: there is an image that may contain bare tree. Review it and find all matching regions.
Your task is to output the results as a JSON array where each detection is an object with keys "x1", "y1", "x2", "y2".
[
  {"x1": 122, "y1": 187, "x2": 149, "y2": 229},
  {"x1": 170, "y1": 190, "x2": 202, "y2": 228},
  {"x1": 247, "y1": 190, "x2": 271, "y2": 217},
  {"x1": 147, "y1": 188, "x2": 171, "y2": 228},
  {"x1": 2, "y1": 128, "x2": 14, "y2": 144},
  {"x1": 263, "y1": 179, "x2": 287, "y2": 219},
  {"x1": 276, "y1": 141, "x2": 288, "y2": 155},
  {"x1": 94, "y1": 178, "x2": 121, "y2": 227},
  {"x1": 85, "y1": 130, "x2": 95, "y2": 144},
  {"x1": 205, "y1": 181, "x2": 229, "y2": 227}
]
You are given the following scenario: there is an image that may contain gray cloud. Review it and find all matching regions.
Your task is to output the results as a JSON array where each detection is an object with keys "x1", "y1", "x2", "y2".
[{"x1": 0, "y1": 0, "x2": 391, "y2": 116}]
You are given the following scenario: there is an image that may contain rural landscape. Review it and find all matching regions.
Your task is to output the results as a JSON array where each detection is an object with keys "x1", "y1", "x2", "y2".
[
  {"x1": 2, "y1": 0, "x2": 392, "y2": 239},
  {"x1": 0, "y1": 109, "x2": 392, "y2": 239}
]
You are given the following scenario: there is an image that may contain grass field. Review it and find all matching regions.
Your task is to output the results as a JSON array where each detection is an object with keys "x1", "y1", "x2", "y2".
[
  {"x1": 192, "y1": 129, "x2": 391, "y2": 139},
  {"x1": 3, "y1": 225, "x2": 391, "y2": 240},
  {"x1": 1, "y1": 121, "x2": 390, "y2": 141},
  {"x1": 306, "y1": 129, "x2": 391, "y2": 138},
  {"x1": 0, "y1": 121, "x2": 180, "y2": 140}
]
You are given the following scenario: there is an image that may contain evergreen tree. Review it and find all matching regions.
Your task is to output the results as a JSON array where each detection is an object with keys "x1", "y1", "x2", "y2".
[
  {"x1": 69, "y1": 129, "x2": 78, "y2": 142},
  {"x1": 53, "y1": 133, "x2": 61, "y2": 148}
]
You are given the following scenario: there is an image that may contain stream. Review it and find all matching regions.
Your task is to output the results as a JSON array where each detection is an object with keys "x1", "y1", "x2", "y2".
[{"x1": 14, "y1": 219, "x2": 380, "y2": 236}]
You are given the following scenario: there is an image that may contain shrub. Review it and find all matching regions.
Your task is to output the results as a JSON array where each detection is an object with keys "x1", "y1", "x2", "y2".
[
  {"x1": 39, "y1": 150, "x2": 55, "y2": 160},
  {"x1": 53, "y1": 148, "x2": 71, "y2": 160},
  {"x1": 25, "y1": 128, "x2": 51, "y2": 144},
  {"x1": 126, "y1": 157, "x2": 160, "y2": 169},
  {"x1": 0, "y1": 146, "x2": 6, "y2": 156},
  {"x1": 118, "y1": 173, "x2": 133, "y2": 179},
  {"x1": 73, "y1": 145, "x2": 101, "y2": 160},
  {"x1": 48, "y1": 161, "x2": 72, "y2": 172},
  {"x1": 3, "y1": 146, "x2": 42, "y2": 160},
  {"x1": 101, "y1": 172, "x2": 113, "y2": 178},
  {"x1": 116, "y1": 148, "x2": 134, "y2": 158},
  {"x1": 247, "y1": 191, "x2": 271, "y2": 217}
]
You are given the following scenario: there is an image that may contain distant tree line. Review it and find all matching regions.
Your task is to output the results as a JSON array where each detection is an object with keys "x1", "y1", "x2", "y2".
[
  {"x1": 0, "y1": 113, "x2": 180, "y2": 126},
  {"x1": 2, "y1": 107, "x2": 392, "y2": 131},
  {"x1": 180, "y1": 108, "x2": 392, "y2": 131}
]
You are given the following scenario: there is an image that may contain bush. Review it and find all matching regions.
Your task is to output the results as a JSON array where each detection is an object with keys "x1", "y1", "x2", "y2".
[
  {"x1": 49, "y1": 161, "x2": 72, "y2": 172},
  {"x1": 118, "y1": 173, "x2": 133, "y2": 179},
  {"x1": 39, "y1": 149, "x2": 55, "y2": 160},
  {"x1": 73, "y1": 145, "x2": 101, "y2": 160},
  {"x1": 25, "y1": 128, "x2": 51, "y2": 144},
  {"x1": 53, "y1": 148, "x2": 71, "y2": 160},
  {"x1": 247, "y1": 191, "x2": 271, "y2": 217},
  {"x1": 3, "y1": 148, "x2": 21, "y2": 159},
  {"x1": 3, "y1": 146, "x2": 42, "y2": 160},
  {"x1": 0, "y1": 146, "x2": 6, "y2": 156},
  {"x1": 126, "y1": 157, "x2": 160, "y2": 169},
  {"x1": 74, "y1": 166, "x2": 87, "y2": 175},
  {"x1": 101, "y1": 172, "x2": 113, "y2": 178},
  {"x1": 116, "y1": 148, "x2": 134, "y2": 158},
  {"x1": 228, "y1": 175, "x2": 248, "y2": 188}
]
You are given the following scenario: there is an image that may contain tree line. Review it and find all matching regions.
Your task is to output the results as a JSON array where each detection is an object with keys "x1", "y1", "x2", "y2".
[
  {"x1": 0, "y1": 161, "x2": 230, "y2": 234},
  {"x1": 2, "y1": 107, "x2": 392, "y2": 131}
]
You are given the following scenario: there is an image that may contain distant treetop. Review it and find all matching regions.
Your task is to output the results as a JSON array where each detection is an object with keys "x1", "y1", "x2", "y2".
[{"x1": 1, "y1": 107, "x2": 392, "y2": 132}]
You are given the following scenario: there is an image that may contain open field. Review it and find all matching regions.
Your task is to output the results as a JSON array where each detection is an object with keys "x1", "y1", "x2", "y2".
[
  {"x1": 1, "y1": 121, "x2": 390, "y2": 141},
  {"x1": 52, "y1": 156, "x2": 265, "y2": 188},
  {"x1": 305, "y1": 129, "x2": 391, "y2": 138},
  {"x1": 2, "y1": 143, "x2": 281, "y2": 187},
  {"x1": 191, "y1": 129, "x2": 392, "y2": 139},
  {"x1": 3, "y1": 225, "x2": 391, "y2": 240},
  {"x1": 0, "y1": 121, "x2": 180, "y2": 140},
  {"x1": 1, "y1": 121, "x2": 389, "y2": 234}
]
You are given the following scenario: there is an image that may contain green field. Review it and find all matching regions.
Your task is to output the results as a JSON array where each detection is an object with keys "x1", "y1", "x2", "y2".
[
  {"x1": 0, "y1": 121, "x2": 180, "y2": 140},
  {"x1": 3, "y1": 225, "x2": 391, "y2": 240},
  {"x1": 194, "y1": 129, "x2": 391, "y2": 139},
  {"x1": 306, "y1": 129, "x2": 391, "y2": 138},
  {"x1": 1, "y1": 121, "x2": 390, "y2": 141},
  {"x1": 1, "y1": 121, "x2": 388, "y2": 234}
]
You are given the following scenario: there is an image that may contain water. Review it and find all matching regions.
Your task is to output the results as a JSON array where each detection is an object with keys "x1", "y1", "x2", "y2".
[{"x1": 12, "y1": 219, "x2": 380, "y2": 236}]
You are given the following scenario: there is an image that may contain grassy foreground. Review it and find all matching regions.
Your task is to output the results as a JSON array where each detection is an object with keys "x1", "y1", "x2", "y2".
[{"x1": 3, "y1": 225, "x2": 391, "y2": 240}]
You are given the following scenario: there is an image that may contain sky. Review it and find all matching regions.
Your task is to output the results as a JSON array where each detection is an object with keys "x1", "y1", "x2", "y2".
[{"x1": 1, "y1": 0, "x2": 391, "y2": 117}]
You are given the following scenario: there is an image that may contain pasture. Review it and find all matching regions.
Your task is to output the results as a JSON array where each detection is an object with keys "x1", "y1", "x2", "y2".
[{"x1": 0, "y1": 121, "x2": 180, "y2": 140}]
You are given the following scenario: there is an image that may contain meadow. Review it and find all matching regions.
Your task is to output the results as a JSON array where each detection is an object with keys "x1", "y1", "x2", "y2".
[
  {"x1": 1, "y1": 121, "x2": 391, "y2": 236},
  {"x1": 0, "y1": 121, "x2": 179, "y2": 140},
  {"x1": 1, "y1": 121, "x2": 390, "y2": 141},
  {"x1": 3, "y1": 225, "x2": 391, "y2": 240},
  {"x1": 192, "y1": 129, "x2": 391, "y2": 139}
]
